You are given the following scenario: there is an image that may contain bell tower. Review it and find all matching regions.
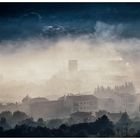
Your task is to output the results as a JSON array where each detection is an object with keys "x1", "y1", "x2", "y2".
[{"x1": 68, "y1": 60, "x2": 78, "y2": 73}]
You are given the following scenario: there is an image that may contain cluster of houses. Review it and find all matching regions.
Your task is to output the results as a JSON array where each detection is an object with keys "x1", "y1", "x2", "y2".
[{"x1": 0, "y1": 82, "x2": 139, "y2": 122}]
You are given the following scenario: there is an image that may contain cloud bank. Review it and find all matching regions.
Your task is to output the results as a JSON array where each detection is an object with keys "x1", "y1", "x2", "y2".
[{"x1": 0, "y1": 21, "x2": 139, "y2": 102}]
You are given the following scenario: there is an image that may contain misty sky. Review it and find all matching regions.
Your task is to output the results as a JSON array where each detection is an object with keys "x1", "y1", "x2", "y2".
[{"x1": 0, "y1": 3, "x2": 140, "y2": 102}]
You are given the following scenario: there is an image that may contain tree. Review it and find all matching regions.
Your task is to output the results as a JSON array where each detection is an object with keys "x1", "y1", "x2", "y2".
[
  {"x1": 0, "y1": 111, "x2": 12, "y2": 123},
  {"x1": 13, "y1": 111, "x2": 28, "y2": 121},
  {"x1": 12, "y1": 111, "x2": 28, "y2": 126},
  {"x1": 94, "y1": 115, "x2": 114, "y2": 136},
  {"x1": 97, "y1": 127, "x2": 115, "y2": 137},
  {"x1": 37, "y1": 118, "x2": 46, "y2": 127},
  {"x1": 0, "y1": 117, "x2": 10, "y2": 130},
  {"x1": 47, "y1": 119, "x2": 63, "y2": 129},
  {"x1": 115, "y1": 112, "x2": 132, "y2": 136},
  {"x1": 18, "y1": 117, "x2": 37, "y2": 127}
]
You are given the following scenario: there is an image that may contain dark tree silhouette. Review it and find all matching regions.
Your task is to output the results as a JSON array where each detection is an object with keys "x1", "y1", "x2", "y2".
[
  {"x1": 13, "y1": 111, "x2": 28, "y2": 125},
  {"x1": 0, "y1": 117, "x2": 10, "y2": 130},
  {"x1": 37, "y1": 118, "x2": 46, "y2": 127},
  {"x1": 0, "y1": 112, "x2": 138, "y2": 137},
  {"x1": 94, "y1": 115, "x2": 114, "y2": 135},
  {"x1": 46, "y1": 119, "x2": 64, "y2": 129},
  {"x1": 0, "y1": 111, "x2": 12, "y2": 124},
  {"x1": 116, "y1": 112, "x2": 132, "y2": 137}
]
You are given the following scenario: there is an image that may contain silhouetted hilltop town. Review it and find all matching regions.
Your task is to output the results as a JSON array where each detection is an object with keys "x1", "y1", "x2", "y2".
[
  {"x1": 0, "y1": 60, "x2": 139, "y2": 122},
  {"x1": 0, "y1": 60, "x2": 139, "y2": 137},
  {"x1": 0, "y1": 82, "x2": 139, "y2": 121}
]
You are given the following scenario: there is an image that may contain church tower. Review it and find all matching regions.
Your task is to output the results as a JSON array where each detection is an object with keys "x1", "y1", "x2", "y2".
[{"x1": 68, "y1": 60, "x2": 78, "y2": 73}]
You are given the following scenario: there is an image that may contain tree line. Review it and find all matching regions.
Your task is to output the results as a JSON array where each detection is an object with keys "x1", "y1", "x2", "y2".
[{"x1": 0, "y1": 111, "x2": 140, "y2": 137}]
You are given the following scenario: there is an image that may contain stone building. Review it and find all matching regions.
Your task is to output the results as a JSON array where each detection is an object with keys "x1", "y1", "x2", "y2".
[{"x1": 60, "y1": 94, "x2": 98, "y2": 114}]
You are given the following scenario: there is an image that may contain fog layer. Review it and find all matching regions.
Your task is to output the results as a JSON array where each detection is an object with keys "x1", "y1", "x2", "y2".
[{"x1": 0, "y1": 21, "x2": 139, "y2": 102}]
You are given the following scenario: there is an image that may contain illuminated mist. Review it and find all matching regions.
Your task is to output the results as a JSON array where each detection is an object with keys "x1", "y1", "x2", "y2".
[{"x1": 0, "y1": 21, "x2": 139, "y2": 102}]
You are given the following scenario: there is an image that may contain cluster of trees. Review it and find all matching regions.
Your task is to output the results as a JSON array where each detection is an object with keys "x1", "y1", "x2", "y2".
[
  {"x1": 0, "y1": 111, "x2": 29, "y2": 129},
  {"x1": 0, "y1": 115, "x2": 114, "y2": 137},
  {"x1": 0, "y1": 110, "x2": 140, "y2": 137},
  {"x1": 0, "y1": 110, "x2": 66, "y2": 130}
]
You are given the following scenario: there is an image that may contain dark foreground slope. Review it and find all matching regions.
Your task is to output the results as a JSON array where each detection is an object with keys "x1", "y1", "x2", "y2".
[{"x1": 0, "y1": 114, "x2": 139, "y2": 137}]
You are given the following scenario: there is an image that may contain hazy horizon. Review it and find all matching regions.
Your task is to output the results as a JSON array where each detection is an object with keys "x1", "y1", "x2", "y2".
[{"x1": 0, "y1": 3, "x2": 140, "y2": 102}]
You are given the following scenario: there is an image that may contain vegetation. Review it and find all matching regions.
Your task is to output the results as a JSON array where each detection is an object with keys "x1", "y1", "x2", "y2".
[{"x1": 0, "y1": 111, "x2": 139, "y2": 137}]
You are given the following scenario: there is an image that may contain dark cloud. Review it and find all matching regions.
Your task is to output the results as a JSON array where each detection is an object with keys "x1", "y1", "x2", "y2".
[{"x1": 0, "y1": 3, "x2": 140, "y2": 41}]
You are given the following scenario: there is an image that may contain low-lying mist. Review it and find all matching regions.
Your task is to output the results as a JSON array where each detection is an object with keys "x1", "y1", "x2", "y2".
[{"x1": 0, "y1": 21, "x2": 139, "y2": 102}]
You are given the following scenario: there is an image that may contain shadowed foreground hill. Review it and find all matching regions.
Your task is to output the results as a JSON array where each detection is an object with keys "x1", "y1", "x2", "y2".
[
  {"x1": 0, "y1": 113, "x2": 139, "y2": 137},
  {"x1": 0, "y1": 115, "x2": 115, "y2": 137}
]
